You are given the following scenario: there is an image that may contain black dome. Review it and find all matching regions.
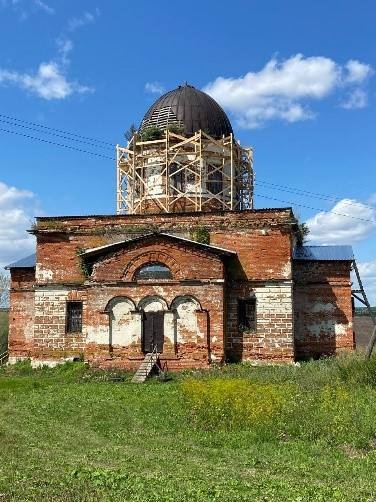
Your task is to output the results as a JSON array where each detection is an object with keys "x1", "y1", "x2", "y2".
[{"x1": 139, "y1": 84, "x2": 233, "y2": 138}]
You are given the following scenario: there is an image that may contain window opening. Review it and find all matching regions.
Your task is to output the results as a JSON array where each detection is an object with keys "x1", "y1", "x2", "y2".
[
  {"x1": 66, "y1": 301, "x2": 83, "y2": 333},
  {"x1": 238, "y1": 298, "x2": 256, "y2": 332},
  {"x1": 134, "y1": 262, "x2": 172, "y2": 280}
]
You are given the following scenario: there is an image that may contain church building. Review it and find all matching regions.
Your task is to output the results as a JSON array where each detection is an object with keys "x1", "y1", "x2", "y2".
[{"x1": 6, "y1": 84, "x2": 355, "y2": 369}]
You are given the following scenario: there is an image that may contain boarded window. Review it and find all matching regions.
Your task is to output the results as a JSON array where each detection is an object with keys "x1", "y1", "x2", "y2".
[
  {"x1": 66, "y1": 301, "x2": 83, "y2": 333},
  {"x1": 134, "y1": 262, "x2": 172, "y2": 280},
  {"x1": 238, "y1": 298, "x2": 256, "y2": 332}
]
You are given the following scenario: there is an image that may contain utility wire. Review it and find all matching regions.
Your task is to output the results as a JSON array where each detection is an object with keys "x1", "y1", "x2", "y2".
[
  {"x1": 256, "y1": 193, "x2": 376, "y2": 224},
  {"x1": 2, "y1": 112, "x2": 372, "y2": 211},
  {"x1": 0, "y1": 112, "x2": 115, "y2": 148},
  {"x1": 0, "y1": 117, "x2": 114, "y2": 152},
  {"x1": 255, "y1": 179, "x2": 376, "y2": 210},
  {"x1": 0, "y1": 127, "x2": 115, "y2": 161},
  {"x1": 0, "y1": 113, "x2": 374, "y2": 222}
]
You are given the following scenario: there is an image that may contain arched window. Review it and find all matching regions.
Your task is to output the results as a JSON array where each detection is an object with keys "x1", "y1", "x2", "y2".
[{"x1": 134, "y1": 262, "x2": 172, "y2": 281}]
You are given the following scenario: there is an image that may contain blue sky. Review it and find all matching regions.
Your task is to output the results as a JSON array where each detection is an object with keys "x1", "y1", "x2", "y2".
[{"x1": 0, "y1": 0, "x2": 375, "y2": 302}]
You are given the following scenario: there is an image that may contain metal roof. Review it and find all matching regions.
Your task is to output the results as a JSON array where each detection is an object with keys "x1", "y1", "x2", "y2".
[
  {"x1": 293, "y1": 245, "x2": 354, "y2": 261},
  {"x1": 5, "y1": 253, "x2": 36, "y2": 269},
  {"x1": 139, "y1": 84, "x2": 233, "y2": 139}
]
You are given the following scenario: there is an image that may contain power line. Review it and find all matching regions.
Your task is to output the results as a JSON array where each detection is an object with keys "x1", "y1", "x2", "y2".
[
  {"x1": 1, "y1": 112, "x2": 374, "y2": 222},
  {"x1": 0, "y1": 127, "x2": 115, "y2": 161},
  {"x1": 0, "y1": 117, "x2": 114, "y2": 152},
  {"x1": 255, "y1": 192, "x2": 376, "y2": 224},
  {"x1": 255, "y1": 179, "x2": 376, "y2": 210},
  {"x1": 0, "y1": 112, "x2": 115, "y2": 148}
]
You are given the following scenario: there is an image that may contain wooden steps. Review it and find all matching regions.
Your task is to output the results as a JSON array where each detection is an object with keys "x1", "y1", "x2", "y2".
[{"x1": 131, "y1": 352, "x2": 159, "y2": 383}]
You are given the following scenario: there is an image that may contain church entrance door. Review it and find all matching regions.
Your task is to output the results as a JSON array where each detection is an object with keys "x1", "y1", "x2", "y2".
[{"x1": 142, "y1": 311, "x2": 164, "y2": 353}]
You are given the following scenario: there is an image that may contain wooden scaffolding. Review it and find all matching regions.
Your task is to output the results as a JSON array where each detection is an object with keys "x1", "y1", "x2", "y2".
[{"x1": 116, "y1": 130, "x2": 254, "y2": 215}]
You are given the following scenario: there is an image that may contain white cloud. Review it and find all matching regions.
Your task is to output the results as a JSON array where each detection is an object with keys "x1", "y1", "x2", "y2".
[
  {"x1": 0, "y1": 62, "x2": 91, "y2": 100},
  {"x1": 68, "y1": 8, "x2": 100, "y2": 32},
  {"x1": 344, "y1": 60, "x2": 373, "y2": 84},
  {"x1": 203, "y1": 54, "x2": 373, "y2": 128},
  {"x1": 0, "y1": 0, "x2": 54, "y2": 17},
  {"x1": 341, "y1": 88, "x2": 368, "y2": 109},
  {"x1": 0, "y1": 5, "x2": 99, "y2": 100},
  {"x1": 0, "y1": 181, "x2": 38, "y2": 269},
  {"x1": 56, "y1": 37, "x2": 74, "y2": 65},
  {"x1": 306, "y1": 198, "x2": 376, "y2": 245},
  {"x1": 33, "y1": 0, "x2": 54, "y2": 14},
  {"x1": 145, "y1": 81, "x2": 165, "y2": 95}
]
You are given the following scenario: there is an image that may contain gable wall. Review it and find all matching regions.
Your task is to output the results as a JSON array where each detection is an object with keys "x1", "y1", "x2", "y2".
[
  {"x1": 91, "y1": 239, "x2": 224, "y2": 282},
  {"x1": 34, "y1": 209, "x2": 294, "y2": 284}
]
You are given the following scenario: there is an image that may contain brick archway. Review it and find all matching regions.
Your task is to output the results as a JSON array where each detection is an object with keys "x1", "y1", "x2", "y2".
[{"x1": 123, "y1": 251, "x2": 182, "y2": 281}]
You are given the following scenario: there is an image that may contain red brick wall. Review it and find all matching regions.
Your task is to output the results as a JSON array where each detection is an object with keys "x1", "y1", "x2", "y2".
[
  {"x1": 91, "y1": 238, "x2": 224, "y2": 282},
  {"x1": 8, "y1": 210, "x2": 356, "y2": 368},
  {"x1": 212, "y1": 228, "x2": 292, "y2": 281},
  {"x1": 8, "y1": 268, "x2": 35, "y2": 359},
  {"x1": 31, "y1": 282, "x2": 224, "y2": 370},
  {"x1": 225, "y1": 282, "x2": 294, "y2": 363},
  {"x1": 293, "y1": 260, "x2": 354, "y2": 358},
  {"x1": 33, "y1": 288, "x2": 87, "y2": 358},
  {"x1": 29, "y1": 209, "x2": 296, "y2": 367},
  {"x1": 34, "y1": 209, "x2": 295, "y2": 284}
]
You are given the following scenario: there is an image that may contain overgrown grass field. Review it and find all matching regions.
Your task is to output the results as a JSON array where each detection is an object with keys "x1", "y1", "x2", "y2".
[{"x1": 2, "y1": 355, "x2": 376, "y2": 501}]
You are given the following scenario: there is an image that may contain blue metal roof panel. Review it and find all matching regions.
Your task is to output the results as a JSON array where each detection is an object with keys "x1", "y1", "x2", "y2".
[
  {"x1": 293, "y1": 245, "x2": 354, "y2": 261},
  {"x1": 5, "y1": 253, "x2": 36, "y2": 269}
]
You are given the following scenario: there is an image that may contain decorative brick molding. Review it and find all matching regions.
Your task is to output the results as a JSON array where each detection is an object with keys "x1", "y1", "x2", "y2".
[{"x1": 123, "y1": 251, "x2": 182, "y2": 281}]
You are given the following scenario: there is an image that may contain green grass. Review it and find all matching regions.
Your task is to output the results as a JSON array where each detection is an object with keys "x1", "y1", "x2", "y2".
[
  {"x1": 0, "y1": 310, "x2": 8, "y2": 354},
  {"x1": 1, "y1": 355, "x2": 376, "y2": 500}
]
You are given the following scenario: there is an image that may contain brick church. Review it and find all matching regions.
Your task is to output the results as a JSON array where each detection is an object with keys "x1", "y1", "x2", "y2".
[{"x1": 6, "y1": 84, "x2": 355, "y2": 369}]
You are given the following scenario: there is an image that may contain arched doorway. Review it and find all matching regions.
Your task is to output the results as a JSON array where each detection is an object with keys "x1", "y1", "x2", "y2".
[{"x1": 138, "y1": 296, "x2": 168, "y2": 353}]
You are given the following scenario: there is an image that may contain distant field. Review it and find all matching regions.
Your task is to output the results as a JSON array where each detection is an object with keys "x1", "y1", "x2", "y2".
[
  {"x1": 354, "y1": 315, "x2": 374, "y2": 349},
  {"x1": 0, "y1": 309, "x2": 8, "y2": 354}
]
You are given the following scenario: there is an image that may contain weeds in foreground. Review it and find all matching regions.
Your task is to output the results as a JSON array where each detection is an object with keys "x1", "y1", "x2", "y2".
[
  {"x1": 182, "y1": 352, "x2": 376, "y2": 447},
  {"x1": 2, "y1": 353, "x2": 376, "y2": 500}
]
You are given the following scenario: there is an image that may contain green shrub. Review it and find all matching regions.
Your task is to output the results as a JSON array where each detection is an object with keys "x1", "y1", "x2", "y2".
[
  {"x1": 190, "y1": 225, "x2": 210, "y2": 245},
  {"x1": 167, "y1": 122, "x2": 184, "y2": 135},
  {"x1": 139, "y1": 126, "x2": 163, "y2": 141}
]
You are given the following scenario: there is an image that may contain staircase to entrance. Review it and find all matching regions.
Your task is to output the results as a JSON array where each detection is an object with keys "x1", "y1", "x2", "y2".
[{"x1": 131, "y1": 346, "x2": 160, "y2": 383}]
